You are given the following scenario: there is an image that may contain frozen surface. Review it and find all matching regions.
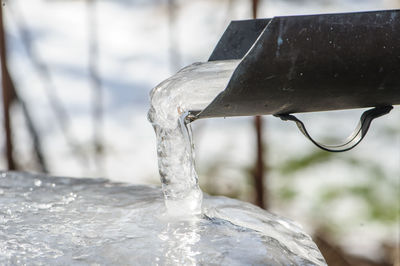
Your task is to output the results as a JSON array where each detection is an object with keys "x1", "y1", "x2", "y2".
[{"x1": 0, "y1": 171, "x2": 326, "y2": 265}]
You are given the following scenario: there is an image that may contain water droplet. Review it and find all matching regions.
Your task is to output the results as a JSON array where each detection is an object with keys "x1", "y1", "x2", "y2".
[{"x1": 34, "y1": 179, "x2": 42, "y2": 187}]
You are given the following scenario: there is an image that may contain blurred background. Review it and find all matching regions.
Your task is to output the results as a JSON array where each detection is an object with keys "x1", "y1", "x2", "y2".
[{"x1": 0, "y1": 0, "x2": 399, "y2": 265}]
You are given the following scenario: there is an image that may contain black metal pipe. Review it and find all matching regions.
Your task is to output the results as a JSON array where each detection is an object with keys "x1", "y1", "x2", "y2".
[{"x1": 201, "y1": 9, "x2": 400, "y2": 118}]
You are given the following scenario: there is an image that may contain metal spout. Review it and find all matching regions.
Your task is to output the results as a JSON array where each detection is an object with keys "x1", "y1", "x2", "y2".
[
  {"x1": 194, "y1": 9, "x2": 400, "y2": 118},
  {"x1": 190, "y1": 9, "x2": 400, "y2": 151}
]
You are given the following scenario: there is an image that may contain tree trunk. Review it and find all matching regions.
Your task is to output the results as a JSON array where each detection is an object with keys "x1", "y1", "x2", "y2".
[
  {"x1": 252, "y1": 0, "x2": 267, "y2": 209},
  {"x1": 0, "y1": 4, "x2": 16, "y2": 170}
]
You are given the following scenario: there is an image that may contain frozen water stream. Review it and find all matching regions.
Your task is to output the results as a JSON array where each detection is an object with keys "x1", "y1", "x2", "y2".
[
  {"x1": 148, "y1": 60, "x2": 240, "y2": 215},
  {"x1": 0, "y1": 172, "x2": 326, "y2": 265}
]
